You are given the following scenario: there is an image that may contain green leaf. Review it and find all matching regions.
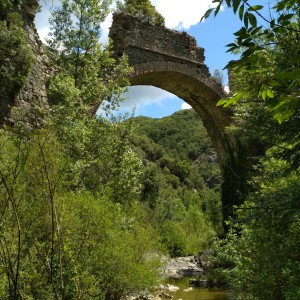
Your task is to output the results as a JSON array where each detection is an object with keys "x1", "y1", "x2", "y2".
[
  {"x1": 244, "y1": 12, "x2": 249, "y2": 28},
  {"x1": 241, "y1": 47, "x2": 255, "y2": 58},
  {"x1": 217, "y1": 92, "x2": 245, "y2": 107},
  {"x1": 277, "y1": 69, "x2": 300, "y2": 81},
  {"x1": 216, "y1": 98, "x2": 228, "y2": 106},
  {"x1": 226, "y1": 44, "x2": 239, "y2": 52},
  {"x1": 250, "y1": 26, "x2": 263, "y2": 36},
  {"x1": 201, "y1": 8, "x2": 214, "y2": 21},
  {"x1": 238, "y1": 4, "x2": 244, "y2": 21},
  {"x1": 234, "y1": 27, "x2": 247, "y2": 37},
  {"x1": 241, "y1": 37, "x2": 253, "y2": 46},
  {"x1": 214, "y1": 4, "x2": 222, "y2": 17},
  {"x1": 248, "y1": 13, "x2": 257, "y2": 27},
  {"x1": 233, "y1": 0, "x2": 241, "y2": 14},
  {"x1": 225, "y1": 0, "x2": 231, "y2": 7},
  {"x1": 278, "y1": 13, "x2": 295, "y2": 25},
  {"x1": 267, "y1": 89, "x2": 275, "y2": 98},
  {"x1": 268, "y1": 95, "x2": 296, "y2": 123},
  {"x1": 259, "y1": 85, "x2": 274, "y2": 100},
  {"x1": 270, "y1": 18, "x2": 276, "y2": 28},
  {"x1": 248, "y1": 5, "x2": 264, "y2": 11},
  {"x1": 274, "y1": 1, "x2": 286, "y2": 12},
  {"x1": 226, "y1": 42, "x2": 238, "y2": 47}
]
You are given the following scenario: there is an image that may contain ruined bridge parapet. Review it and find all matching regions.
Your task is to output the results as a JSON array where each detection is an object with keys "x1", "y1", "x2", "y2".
[{"x1": 109, "y1": 13, "x2": 211, "y2": 76}]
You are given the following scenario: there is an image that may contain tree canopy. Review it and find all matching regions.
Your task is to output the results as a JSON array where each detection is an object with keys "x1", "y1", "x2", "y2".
[
  {"x1": 202, "y1": 1, "x2": 300, "y2": 298},
  {"x1": 117, "y1": 0, "x2": 165, "y2": 25},
  {"x1": 203, "y1": 0, "x2": 300, "y2": 123}
]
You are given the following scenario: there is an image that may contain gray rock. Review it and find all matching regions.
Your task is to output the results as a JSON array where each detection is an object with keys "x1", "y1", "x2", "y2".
[{"x1": 163, "y1": 256, "x2": 204, "y2": 278}]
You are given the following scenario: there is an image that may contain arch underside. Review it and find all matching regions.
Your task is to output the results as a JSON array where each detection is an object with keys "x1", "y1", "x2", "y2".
[
  {"x1": 129, "y1": 63, "x2": 248, "y2": 213},
  {"x1": 129, "y1": 63, "x2": 234, "y2": 168}
]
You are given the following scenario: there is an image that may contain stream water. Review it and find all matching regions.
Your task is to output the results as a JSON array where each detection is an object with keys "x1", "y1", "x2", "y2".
[{"x1": 164, "y1": 278, "x2": 231, "y2": 300}]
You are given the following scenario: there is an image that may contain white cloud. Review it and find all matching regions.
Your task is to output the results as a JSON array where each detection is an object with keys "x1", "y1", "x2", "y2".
[
  {"x1": 36, "y1": 1, "x2": 218, "y2": 43},
  {"x1": 224, "y1": 85, "x2": 230, "y2": 93},
  {"x1": 151, "y1": 0, "x2": 217, "y2": 29},
  {"x1": 35, "y1": 9, "x2": 51, "y2": 43},
  {"x1": 100, "y1": 12, "x2": 113, "y2": 44},
  {"x1": 120, "y1": 86, "x2": 177, "y2": 110},
  {"x1": 181, "y1": 102, "x2": 192, "y2": 110}
]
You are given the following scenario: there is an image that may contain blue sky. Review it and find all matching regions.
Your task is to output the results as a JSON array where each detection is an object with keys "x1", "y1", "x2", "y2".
[{"x1": 35, "y1": 0, "x2": 245, "y2": 118}]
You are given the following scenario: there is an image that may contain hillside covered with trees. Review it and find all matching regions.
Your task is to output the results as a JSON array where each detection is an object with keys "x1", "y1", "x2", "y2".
[{"x1": 131, "y1": 109, "x2": 223, "y2": 256}]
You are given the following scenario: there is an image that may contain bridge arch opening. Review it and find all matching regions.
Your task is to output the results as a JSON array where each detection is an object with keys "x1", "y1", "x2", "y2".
[
  {"x1": 104, "y1": 84, "x2": 226, "y2": 232},
  {"x1": 112, "y1": 80, "x2": 229, "y2": 173},
  {"x1": 116, "y1": 85, "x2": 189, "y2": 118}
]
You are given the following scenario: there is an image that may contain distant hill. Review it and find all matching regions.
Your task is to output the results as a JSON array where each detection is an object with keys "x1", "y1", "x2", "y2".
[
  {"x1": 129, "y1": 109, "x2": 223, "y2": 256},
  {"x1": 132, "y1": 109, "x2": 221, "y2": 190}
]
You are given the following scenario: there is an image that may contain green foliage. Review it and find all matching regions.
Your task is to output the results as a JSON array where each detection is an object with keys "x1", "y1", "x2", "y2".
[
  {"x1": 57, "y1": 194, "x2": 161, "y2": 299},
  {"x1": 203, "y1": 0, "x2": 300, "y2": 123},
  {"x1": 0, "y1": 20, "x2": 34, "y2": 105},
  {"x1": 213, "y1": 69, "x2": 225, "y2": 86},
  {"x1": 202, "y1": 3, "x2": 300, "y2": 297},
  {"x1": 210, "y1": 82, "x2": 300, "y2": 299},
  {"x1": 211, "y1": 152, "x2": 300, "y2": 299},
  {"x1": 48, "y1": 0, "x2": 131, "y2": 108},
  {"x1": 131, "y1": 109, "x2": 223, "y2": 256},
  {"x1": 117, "y1": 0, "x2": 165, "y2": 26},
  {"x1": 0, "y1": 0, "x2": 165, "y2": 297},
  {"x1": 133, "y1": 110, "x2": 217, "y2": 161},
  {"x1": 43, "y1": 76, "x2": 142, "y2": 204},
  {"x1": 47, "y1": 73, "x2": 81, "y2": 106},
  {"x1": 0, "y1": 0, "x2": 22, "y2": 20},
  {"x1": 156, "y1": 195, "x2": 216, "y2": 257},
  {"x1": 0, "y1": 106, "x2": 162, "y2": 298},
  {"x1": 49, "y1": 0, "x2": 111, "y2": 55},
  {"x1": 133, "y1": 110, "x2": 221, "y2": 193}
]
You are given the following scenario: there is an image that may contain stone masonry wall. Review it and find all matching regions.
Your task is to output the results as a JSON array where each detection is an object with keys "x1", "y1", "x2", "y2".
[
  {"x1": 15, "y1": 23, "x2": 50, "y2": 113},
  {"x1": 3, "y1": 0, "x2": 51, "y2": 124},
  {"x1": 109, "y1": 13, "x2": 210, "y2": 76}
]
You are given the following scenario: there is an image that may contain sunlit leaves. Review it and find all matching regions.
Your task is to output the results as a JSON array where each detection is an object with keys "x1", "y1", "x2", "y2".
[
  {"x1": 48, "y1": 0, "x2": 131, "y2": 110},
  {"x1": 217, "y1": 91, "x2": 248, "y2": 107},
  {"x1": 202, "y1": 0, "x2": 300, "y2": 123},
  {"x1": 0, "y1": 125, "x2": 162, "y2": 298},
  {"x1": 258, "y1": 85, "x2": 274, "y2": 101},
  {"x1": 117, "y1": 0, "x2": 165, "y2": 25}
]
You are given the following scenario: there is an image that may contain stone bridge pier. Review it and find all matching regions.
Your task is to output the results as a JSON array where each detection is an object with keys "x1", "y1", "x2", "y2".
[{"x1": 109, "y1": 13, "x2": 249, "y2": 216}]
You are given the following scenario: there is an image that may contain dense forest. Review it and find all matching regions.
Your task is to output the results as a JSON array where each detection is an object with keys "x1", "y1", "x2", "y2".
[
  {"x1": 0, "y1": 0, "x2": 299, "y2": 299},
  {"x1": 131, "y1": 110, "x2": 223, "y2": 255},
  {"x1": 203, "y1": 1, "x2": 300, "y2": 299}
]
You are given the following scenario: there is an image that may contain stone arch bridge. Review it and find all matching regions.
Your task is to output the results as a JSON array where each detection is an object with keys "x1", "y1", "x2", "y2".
[
  {"x1": 3, "y1": 6, "x2": 249, "y2": 216},
  {"x1": 109, "y1": 13, "x2": 248, "y2": 214}
]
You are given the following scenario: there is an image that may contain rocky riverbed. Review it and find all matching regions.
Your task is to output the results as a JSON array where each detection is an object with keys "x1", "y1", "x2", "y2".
[
  {"x1": 124, "y1": 254, "x2": 221, "y2": 300},
  {"x1": 162, "y1": 256, "x2": 205, "y2": 278}
]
